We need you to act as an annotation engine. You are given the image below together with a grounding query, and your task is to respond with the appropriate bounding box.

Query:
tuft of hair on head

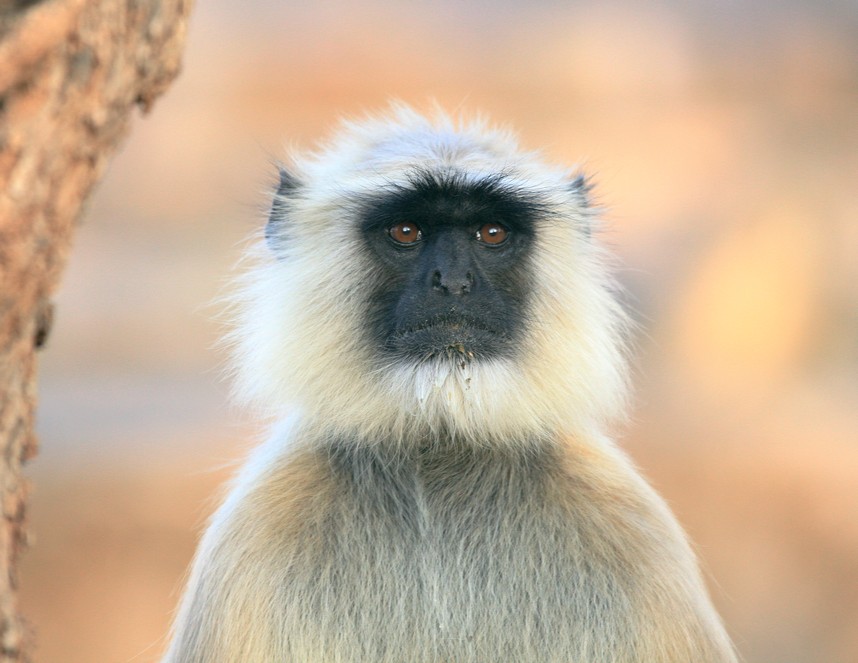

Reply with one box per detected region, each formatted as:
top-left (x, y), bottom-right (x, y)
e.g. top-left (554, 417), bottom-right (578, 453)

top-left (226, 104), bottom-right (631, 451)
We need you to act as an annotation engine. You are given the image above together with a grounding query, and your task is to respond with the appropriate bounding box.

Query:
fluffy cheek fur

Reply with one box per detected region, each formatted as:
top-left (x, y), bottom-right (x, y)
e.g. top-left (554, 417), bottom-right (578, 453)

top-left (229, 201), bottom-right (627, 449)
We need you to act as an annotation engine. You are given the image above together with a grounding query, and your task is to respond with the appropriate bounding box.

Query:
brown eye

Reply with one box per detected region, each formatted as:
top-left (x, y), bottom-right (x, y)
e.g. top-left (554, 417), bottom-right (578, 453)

top-left (476, 223), bottom-right (509, 245)
top-left (388, 222), bottom-right (423, 245)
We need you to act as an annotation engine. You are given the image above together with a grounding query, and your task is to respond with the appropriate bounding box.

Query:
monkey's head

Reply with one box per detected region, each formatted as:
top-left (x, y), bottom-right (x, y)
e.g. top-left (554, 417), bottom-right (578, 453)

top-left (230, 106), bottom-right (629, 449)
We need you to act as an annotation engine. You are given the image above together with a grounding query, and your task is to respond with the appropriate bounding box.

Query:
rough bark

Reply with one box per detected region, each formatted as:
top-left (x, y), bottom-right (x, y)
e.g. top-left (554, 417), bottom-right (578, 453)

top-left (0, 0), bottom-right (193, 659)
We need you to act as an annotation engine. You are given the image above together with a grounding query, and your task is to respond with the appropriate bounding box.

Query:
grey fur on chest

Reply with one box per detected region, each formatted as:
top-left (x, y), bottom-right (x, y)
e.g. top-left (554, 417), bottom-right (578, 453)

top-left (276, 443), bottom-right (638, 662)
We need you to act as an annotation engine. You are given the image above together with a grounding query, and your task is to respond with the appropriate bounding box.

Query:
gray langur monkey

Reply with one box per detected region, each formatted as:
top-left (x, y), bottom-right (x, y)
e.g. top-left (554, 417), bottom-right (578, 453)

top-left (161, 106), bottom-right (737, 663)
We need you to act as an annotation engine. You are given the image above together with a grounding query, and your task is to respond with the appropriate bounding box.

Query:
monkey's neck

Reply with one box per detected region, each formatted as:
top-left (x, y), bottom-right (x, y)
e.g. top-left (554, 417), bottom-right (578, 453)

top-left (322, 435), bottom-right (559, 490)
top-left (305, 413), bottom-right (562, 460)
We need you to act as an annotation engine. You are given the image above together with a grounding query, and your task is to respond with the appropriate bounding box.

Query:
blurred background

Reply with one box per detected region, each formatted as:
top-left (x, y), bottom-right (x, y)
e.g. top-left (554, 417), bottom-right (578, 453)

top-left (20, 0), bottom-right (858, 661)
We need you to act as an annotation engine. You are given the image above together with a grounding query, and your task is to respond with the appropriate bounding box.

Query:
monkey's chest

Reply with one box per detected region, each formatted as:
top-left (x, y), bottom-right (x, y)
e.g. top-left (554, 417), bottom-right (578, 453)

top-left (277, 449), bottom-right (634, 662)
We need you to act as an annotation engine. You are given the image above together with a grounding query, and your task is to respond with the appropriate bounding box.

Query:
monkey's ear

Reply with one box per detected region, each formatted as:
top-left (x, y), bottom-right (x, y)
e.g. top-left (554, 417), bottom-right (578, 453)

top-left (569, 173), bottom-right (594, 237)
top-left (265, 166), bottom-right (302, 251)
top-left (569, 173), bottom-right (592, 204)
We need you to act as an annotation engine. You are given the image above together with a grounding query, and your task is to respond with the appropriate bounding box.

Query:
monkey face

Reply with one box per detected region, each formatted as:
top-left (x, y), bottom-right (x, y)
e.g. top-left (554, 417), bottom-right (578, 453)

top-left (359, 172), bottom-right (541, 365)
top-left (234, 107), bottom-right (629, 444)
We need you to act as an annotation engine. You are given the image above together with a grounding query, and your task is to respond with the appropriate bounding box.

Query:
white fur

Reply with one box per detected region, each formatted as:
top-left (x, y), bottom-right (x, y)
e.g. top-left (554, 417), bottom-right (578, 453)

top-left (227, 105), bottom-right (628, 449)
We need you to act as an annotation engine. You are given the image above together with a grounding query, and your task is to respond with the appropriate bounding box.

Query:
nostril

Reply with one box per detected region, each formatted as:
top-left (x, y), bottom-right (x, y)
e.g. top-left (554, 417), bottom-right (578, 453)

top-left (461, 272), bottom-right (474, 294)
top-left (432, 270), bottom-right (443, 290)
top-left (461, 272), bottom-right (474, 295)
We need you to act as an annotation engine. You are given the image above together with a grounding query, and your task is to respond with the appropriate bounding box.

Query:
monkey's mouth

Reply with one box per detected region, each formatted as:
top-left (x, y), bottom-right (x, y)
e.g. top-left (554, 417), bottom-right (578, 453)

top-left (388, 315), bottom-right (503, 359)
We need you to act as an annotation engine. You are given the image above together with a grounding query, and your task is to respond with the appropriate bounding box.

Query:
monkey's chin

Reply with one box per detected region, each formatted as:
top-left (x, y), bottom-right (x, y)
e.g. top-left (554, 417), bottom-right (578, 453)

top-left (387, 326), bottom-right (502, 363)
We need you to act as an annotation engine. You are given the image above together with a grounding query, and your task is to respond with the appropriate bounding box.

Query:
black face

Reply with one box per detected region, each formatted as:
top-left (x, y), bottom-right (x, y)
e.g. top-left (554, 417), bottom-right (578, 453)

top-left (359, 171), bottom-right (542, 363)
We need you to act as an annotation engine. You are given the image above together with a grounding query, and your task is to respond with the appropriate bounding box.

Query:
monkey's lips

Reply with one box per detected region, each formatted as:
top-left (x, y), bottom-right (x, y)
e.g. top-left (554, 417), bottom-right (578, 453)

top-left (387, 315), bottom-right (503, 359)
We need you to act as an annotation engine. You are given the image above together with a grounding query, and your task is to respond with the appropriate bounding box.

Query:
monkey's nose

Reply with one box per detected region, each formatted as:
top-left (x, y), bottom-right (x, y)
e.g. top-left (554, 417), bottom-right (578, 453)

top-left (432, 269), bottom-right (473, 295)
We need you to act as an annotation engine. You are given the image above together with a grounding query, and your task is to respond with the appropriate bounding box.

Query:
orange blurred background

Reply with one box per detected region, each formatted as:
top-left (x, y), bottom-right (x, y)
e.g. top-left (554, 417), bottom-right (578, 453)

top-left (22, 1), bottom-right (858, 661)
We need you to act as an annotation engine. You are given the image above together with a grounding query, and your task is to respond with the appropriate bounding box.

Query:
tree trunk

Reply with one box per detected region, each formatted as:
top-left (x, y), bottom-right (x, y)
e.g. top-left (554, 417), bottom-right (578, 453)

top-left (0, 1), bottom-right (193, 659)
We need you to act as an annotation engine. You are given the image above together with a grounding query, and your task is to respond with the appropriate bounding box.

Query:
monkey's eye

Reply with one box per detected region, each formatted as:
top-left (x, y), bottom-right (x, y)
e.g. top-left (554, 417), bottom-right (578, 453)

top-left (475, 223), bottom-right (509, 246)
top-left (388, 222), bottom-right (423, 245)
